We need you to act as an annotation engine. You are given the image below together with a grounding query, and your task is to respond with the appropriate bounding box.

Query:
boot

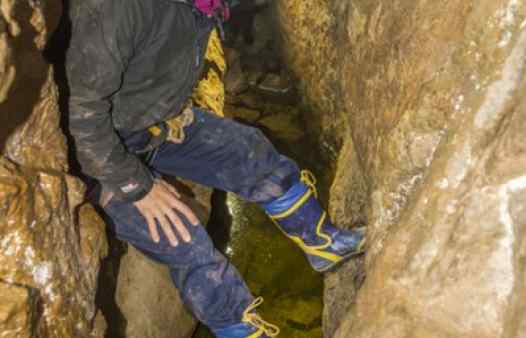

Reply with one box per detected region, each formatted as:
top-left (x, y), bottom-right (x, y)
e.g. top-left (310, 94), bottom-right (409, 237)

top-left (213, 298), bottom-right (280, 338)
top-left (262, 170), bottom-right (366, 272)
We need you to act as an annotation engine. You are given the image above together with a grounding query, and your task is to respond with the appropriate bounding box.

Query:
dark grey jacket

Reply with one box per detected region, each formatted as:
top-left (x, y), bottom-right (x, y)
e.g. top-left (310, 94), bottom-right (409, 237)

top-left (66, 0), bottom-right (213, 201)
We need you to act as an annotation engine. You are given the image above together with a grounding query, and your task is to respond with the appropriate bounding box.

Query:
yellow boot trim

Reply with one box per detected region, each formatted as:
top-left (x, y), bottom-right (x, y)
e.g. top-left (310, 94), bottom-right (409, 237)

top-left (268, 170), bottom-right (345, 263)
top-left (269, 189), bottom-right (314, 220)
top-left (271, 212), bottom-right (344, 263)
top-left (284, 233), bottom-right (343, 263)
top-left (242, 297), bottom-right (280, 337)
top-left (247, 329), bottom-right (267, 338)
top-left (269, 170), bottom-right (319, 220)
top-left (299, 170), bottom-right (318, 197)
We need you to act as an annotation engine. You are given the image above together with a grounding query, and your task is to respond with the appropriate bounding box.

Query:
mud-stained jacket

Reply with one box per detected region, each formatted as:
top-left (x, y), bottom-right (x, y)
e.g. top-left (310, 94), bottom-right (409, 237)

top-left (66, 0), bottom-right (213, 201)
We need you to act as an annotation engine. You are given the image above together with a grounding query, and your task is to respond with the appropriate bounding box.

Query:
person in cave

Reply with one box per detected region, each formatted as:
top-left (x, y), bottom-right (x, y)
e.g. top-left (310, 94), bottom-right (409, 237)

top-left (66, 0), bottom-right (365, 337)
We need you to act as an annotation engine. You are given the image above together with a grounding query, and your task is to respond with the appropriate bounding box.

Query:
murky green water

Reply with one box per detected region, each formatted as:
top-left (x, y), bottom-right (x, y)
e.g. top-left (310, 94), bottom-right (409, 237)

top-left (197, 195), bottom-right (324, 338)
top-left (193, 90), bottom-right (328, 338)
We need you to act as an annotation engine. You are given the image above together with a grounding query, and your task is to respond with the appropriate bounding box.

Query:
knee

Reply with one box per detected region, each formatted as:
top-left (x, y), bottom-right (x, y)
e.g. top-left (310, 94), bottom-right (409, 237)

top-left (246, 155), bottom-right (300, 203)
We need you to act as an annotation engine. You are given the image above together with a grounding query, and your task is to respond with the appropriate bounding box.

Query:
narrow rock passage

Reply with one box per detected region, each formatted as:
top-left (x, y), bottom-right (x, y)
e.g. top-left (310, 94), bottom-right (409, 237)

top-left (192, 85), bottom-right (327, 338)
top-left (3, 1), bottom-right (526, 337)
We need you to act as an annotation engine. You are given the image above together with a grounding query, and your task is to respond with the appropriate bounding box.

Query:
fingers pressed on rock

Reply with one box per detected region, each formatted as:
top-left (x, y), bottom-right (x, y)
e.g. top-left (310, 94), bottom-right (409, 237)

top-left (146, 214), bottom-right (160, 243)
top-left (165, 208), bottom-right (191, 243)
top-left (158, 214), bottom-right (179, 247)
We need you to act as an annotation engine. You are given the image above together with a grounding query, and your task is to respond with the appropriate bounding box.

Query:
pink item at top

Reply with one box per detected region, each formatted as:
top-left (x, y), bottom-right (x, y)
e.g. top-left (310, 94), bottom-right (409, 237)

top-left (194, 0), bottom-right (230, 20)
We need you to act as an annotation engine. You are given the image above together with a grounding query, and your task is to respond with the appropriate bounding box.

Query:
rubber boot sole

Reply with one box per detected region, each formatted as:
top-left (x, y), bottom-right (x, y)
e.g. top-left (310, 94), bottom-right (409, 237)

top-left (316, 238), bottom-right (367, 273)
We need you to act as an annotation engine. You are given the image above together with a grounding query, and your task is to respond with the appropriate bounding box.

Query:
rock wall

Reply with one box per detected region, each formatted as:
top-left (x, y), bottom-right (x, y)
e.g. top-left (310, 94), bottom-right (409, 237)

top-left (0, 1), bottom-right (107, 337)
top-left (276, 1), bottom-right (526, 338)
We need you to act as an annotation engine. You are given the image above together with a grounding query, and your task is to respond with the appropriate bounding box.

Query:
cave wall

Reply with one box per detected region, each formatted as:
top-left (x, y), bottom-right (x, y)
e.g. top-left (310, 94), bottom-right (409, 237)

top-left (276, 1), bottom-right (526, 338)
top-left (0, 0), bottom-right (107, 337)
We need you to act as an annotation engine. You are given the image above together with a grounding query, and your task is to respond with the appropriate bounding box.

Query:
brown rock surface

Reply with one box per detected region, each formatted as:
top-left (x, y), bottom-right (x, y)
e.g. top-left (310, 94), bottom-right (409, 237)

top-left (276, 1), bottom-right (526, 337)
top-left (115, 246), bottom-right (196, 338)
top-left (0, 282), bottom-right (35, 337)
top-left (0, 1), bottom-right (107, 337)
top-left (224, 47), bottom-right (248, 95)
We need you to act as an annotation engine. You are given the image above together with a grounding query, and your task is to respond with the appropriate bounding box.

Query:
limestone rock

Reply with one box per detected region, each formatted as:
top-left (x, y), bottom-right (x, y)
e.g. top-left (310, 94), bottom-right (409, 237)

top-left (0, 282), bottom-right (35, 338)
top-left (259, 111), bottom-right (304, 142)
top-left (115, 246), bottom-right (196, 338)
top-left (275, 0), bottom-right (347, 148)
top-left (246, 70), bottom-right (265, 87)
top-left (0, 1), bottom-right (107, 337)
top-left (257, 73), bottom-right (292, 94)
top-left (0, 16), bottom-right (15, 102)
top-left (224, 105), bottom-right (261, 123)
top-left (224, 47), bottom-right (248, 95)
top-left (276, 0), bottom-right (526, 337)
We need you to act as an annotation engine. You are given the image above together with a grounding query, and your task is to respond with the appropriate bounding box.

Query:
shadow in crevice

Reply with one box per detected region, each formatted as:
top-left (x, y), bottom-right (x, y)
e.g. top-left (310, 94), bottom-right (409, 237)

top-left (0, 1), bottom-right (50, 151)
top-left (206, 190), bottom-right (233, 254)
top-left (94, 210), bottom-right (129, 338)
top-left (44, 0), bottom-right (84, 175)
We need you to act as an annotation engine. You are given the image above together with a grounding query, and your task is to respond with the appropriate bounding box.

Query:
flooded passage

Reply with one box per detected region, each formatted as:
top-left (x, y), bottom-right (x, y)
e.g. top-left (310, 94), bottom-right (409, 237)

top-left (192, 86), bottom-right (330, 338)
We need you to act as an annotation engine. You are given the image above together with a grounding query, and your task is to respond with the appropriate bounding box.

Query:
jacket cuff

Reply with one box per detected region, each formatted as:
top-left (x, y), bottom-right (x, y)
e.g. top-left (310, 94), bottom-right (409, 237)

top-left (110, 165), bottom-right (154, 202)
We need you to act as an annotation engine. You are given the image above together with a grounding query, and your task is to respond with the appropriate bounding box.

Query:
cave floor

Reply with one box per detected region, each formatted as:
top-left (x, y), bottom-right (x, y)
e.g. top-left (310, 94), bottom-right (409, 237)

top-left (192, 88), bottom-right (326, 338)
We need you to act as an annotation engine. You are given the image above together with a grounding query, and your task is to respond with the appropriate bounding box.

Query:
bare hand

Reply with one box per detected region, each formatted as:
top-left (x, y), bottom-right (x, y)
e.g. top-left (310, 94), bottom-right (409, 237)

top-left (134, 179), bottom-right (199, 247)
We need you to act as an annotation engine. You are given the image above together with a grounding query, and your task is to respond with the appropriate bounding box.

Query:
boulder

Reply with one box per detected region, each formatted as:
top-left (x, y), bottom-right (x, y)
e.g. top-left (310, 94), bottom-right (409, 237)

top-left (0, 1), bottom-right (107, 336)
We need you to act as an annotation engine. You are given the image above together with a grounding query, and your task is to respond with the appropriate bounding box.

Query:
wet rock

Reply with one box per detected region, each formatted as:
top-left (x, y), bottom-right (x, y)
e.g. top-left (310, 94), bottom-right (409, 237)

top-left (0, 282), bottom-right (35, 337)
top-left (257, 73), bottom-right (292, 94)
top-left (246, 70), bottom-right (265, 87)
top-left (0, 13), bottom-right (15, 102)
top-left (276, 0), bottom-right (526, 337)
top-left (270, 296), bottom-right (323, 338)
top-left (225, 105), bottom-right (261, 123)
top-left (245, 5), bottom-right (275, 56)
top-left (233, 92), bottom-right (264, 110)
top-left (224, 47), bottom-right (248, 95)
top-left (115, 246), bottom-right (195, 338)
top-left (0, 2), bottom-right (108, 337)
top-left (259, 111), bottom-right (304, 142)
top-left (274, 0), bottom-right (347, 148)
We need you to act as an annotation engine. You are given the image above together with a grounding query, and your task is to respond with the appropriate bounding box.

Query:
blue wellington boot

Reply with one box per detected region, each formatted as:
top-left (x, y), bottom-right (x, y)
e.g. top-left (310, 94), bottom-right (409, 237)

top-left (213, 298), bottom-right (280, 338)
top-left (263, 171), bottom-right (366, 272)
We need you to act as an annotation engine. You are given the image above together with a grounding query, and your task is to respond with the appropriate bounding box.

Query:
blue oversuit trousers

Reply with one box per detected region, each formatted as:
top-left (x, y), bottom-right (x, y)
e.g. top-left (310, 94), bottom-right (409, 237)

top-left (103, 108), bottom-right (299, 330)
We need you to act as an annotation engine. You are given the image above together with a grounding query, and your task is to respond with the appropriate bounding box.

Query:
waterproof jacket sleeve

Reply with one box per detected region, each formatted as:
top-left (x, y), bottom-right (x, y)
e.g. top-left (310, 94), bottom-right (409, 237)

top-left (66, 2), bottom-right (153, 201)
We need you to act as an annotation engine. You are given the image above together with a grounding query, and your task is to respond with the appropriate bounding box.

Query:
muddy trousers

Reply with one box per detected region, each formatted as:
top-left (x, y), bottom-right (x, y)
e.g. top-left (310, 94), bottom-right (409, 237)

top-left (103, 108), bottom-right (299, 330)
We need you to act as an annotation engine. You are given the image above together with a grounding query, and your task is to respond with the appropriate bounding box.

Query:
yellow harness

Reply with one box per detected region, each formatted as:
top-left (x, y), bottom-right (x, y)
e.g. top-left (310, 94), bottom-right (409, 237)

top-left (148, 29), bottom-right (226, 143)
